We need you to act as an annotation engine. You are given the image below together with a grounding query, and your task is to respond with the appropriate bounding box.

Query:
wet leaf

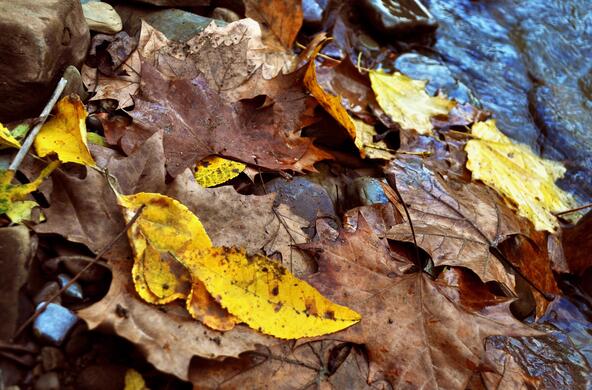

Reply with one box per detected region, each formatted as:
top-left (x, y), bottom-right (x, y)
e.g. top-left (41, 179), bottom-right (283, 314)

top-left (195, 156), bottom-right (246, 188)
top-left (384, 157), bottom-right (523, 290)
top-left (302, 220), bottom-right (541, 388)
top-left (183, 246), bottom-right (361, 339)
top-left (34, 95), bottom-right (95, 166)
top-left (352, 118), bottom-right (396, 160)
top-left (0, 123), bottom-right (21, 148)
top-left (562, 210), bottom-right (592, 275)
top-left (369, 71), bottom-right (455, 135)
top-left (244, 0), bottom-right (303, 49)
top-left (187, 280), bottom-right (238, 331)
top-left (0, 161), bottom-right (59, 223)
top-left (124, 369), bottom-right (148, 390)
top-left (466, 120), bottom-right (577, 232)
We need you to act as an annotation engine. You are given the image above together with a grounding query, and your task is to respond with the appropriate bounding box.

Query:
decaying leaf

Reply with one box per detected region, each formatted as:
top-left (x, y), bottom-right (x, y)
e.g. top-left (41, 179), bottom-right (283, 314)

top-left (369, 71), bottom-right (455, 135)
top-left (302, 220), bottom-right (541, 388)
top-left (384, 157), bottom-right (522, 291)
top-left (183, 246), bottom-right (360, 339)
top-left (0, 161), bottom-right (59, 223)
top-left (466, 120), bottom-right (577, 232)
top-left (0, 123), bottom-right (21, 149)
top-left (124, 369), bottom-right (148, 390)
top-left (195, 156), bottom-right (246, 188)
top-left (130, 62), bottom-right (328, 176)
top-left (244, 0), bottom-right (303, 49)
top-left (187, 280), bottom-right (238, 331)
top-left (304, 46), bottom-right (357, 139)
top-left (353, 118), bottom-right (396, 160)
top-left (34, 95), bottom-right (95, 166)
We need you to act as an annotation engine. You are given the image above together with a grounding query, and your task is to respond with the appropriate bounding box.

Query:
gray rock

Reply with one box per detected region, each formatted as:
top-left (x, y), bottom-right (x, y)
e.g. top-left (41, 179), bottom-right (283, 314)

top-left (33, 303), bottom-right (78, 346)
top-left (34, 282), bottom-right (61, 306)
top-left (303, 0), bottom-right (328, 28)
top-left (142, 9), bottom-right (221, 42)
top-left (347, 177), bottom-right (389, 208)
top-left (56, 274), bottom-right (84, 301)
top-left (0, 225), bottom-right (31, 340)
top-left (0, 0), bottom-right (90, 122)
top-left (358, 0), bottom-right (438, 38)
top-left (82, 1), bottom-right (122, 34)
top-left (34, 372), bottom-right (60, 390)
top-left (41, 347), bottom-right (65, 371)
top-left (62, 66), bottom-right (88, 101)
top-left (211, 7), bottom-right (240, 23)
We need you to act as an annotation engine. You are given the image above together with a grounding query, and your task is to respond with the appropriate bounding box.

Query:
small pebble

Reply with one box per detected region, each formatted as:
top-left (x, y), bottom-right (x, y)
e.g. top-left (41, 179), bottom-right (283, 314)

top-left (41, 347), bottom-right (65, 371)
top-left (82, 1), bottom-right (123, 34)
top-left (34, 282), bottom-right (61, 306)
top-left (33, 303), bottom-right (78, 346)
top-left (34, 371), bottom-right (59, 390)
top-left (61, 66), bottom-right (88, 101)
top-left (348, 177), bottom-right (389, 207)
top-left (57, 274), bottom-right (84, 301)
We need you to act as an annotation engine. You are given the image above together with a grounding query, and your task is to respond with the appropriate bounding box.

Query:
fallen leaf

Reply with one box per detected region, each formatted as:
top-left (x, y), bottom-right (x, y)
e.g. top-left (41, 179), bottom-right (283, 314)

top-left (130, 62), bottom-right (328, 176)
top-left (77, 258), bottom-right (274, 381)
top-left (304, 46), bottom-right (357, 139)
top-left (0, 161), bottom-right (59, 223)
top-left (352, 118), bottom-right (396, 160)
top-left (302, 220), bottom-right (541, 388)
top-left (190, 341), bottom-right (372, 389)
top-left (244, 0), bottom-right (303, 49)
top-left (195, 156), bottom-right (246, 188)
top-left (34, 95), bottom-right (95, 166)
top-left (384, 157), bottom-right (523, 291)
top-left (187, 280), bottom-right (238, 331)
top-left (562, 210), bottom-right (592, 275)
top-left (466, 120), bottom-right (577, 232)
top-left (369, 71), bottom-right (455, 135)
top-left (124, 369), bottom-right (148, 390)
top-left (0, 123), bottom-right (21, 148)
top-left (182, 246), bottom-right (360, 339)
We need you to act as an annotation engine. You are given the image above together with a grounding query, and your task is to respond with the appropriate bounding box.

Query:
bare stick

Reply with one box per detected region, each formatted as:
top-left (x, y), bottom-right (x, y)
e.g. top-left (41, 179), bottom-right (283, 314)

top-left (8, 78), bottom-right (67, 172)
top-left (11, 205), bottom-right (144, 342)
top-left (554, 202), bottom-right (592, 216)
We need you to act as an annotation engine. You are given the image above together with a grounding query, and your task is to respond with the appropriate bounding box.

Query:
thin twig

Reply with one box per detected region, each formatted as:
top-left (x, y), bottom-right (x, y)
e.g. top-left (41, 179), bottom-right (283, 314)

top-left (11, 205), bottom-right (145, 342)
top-left (554, 202), bottom-right (592, 216)
top-left (9, 78), bottom-right (67, 172)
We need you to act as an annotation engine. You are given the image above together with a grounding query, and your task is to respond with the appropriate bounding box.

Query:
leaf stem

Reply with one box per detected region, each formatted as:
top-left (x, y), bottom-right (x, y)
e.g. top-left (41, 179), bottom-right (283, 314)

top-left (554, 202), bottom-right (592, 216)
top-left (8, 78), bottom-right (67, 172)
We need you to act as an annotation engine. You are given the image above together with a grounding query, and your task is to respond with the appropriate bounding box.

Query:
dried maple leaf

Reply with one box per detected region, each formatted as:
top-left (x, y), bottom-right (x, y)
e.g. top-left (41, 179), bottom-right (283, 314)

top-left (244, 0), bottom-right (303, 49)
top-left (189, 340), bottom-right (373, 389)
top-left (301, 220), bottom-right (541, 388)
top-left (384, 157), bottom-right (523, 291)
top-left (466, 120), bottom-right (577, 232)
top-left (130, 62), bottom-right (328, 176)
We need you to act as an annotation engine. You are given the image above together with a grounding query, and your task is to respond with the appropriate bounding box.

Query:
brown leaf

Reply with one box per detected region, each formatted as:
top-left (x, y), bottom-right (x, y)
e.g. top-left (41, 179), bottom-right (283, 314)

top-left (189, 341), bottom-right (373, 389)
top-left (302, 221), bottom-right (541, 388)
top-left (245, 0), bottom-right (303, 49)
top-left (130, 62), bottom-right (329, 176)
top-left (34, 132), bottom-right (166, 259)
top-left (562, 209), bottom-right (592, 276)
top-left (77, 257), bottom-right (273, 381)
top-left (384, 157), bottom-right (523, 291)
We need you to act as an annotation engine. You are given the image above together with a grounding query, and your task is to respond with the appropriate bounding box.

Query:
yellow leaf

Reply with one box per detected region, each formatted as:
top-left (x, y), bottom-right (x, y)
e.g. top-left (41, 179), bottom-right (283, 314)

top-left (34, 95), bottom-right (95, 166)
top-left (0, 123), bottom-right (21, 149)
top-left (304, 46), bottom-right (357, 139)
top-left (184, 247), bottom-right (361, 339)
top-left (466, 120), bottom-right (577, 232)
top-left (353, 118), bottom-right (396, 160)
top-left (0, 161), bottom-right (60, 223)
top-left (124, 369), bottom-right (149, 390)
top-left (195, 156), bottom-right (246, 188)
top-left (369, 71), bottom-right (455, 135)
top-left (187, 280), bottom-right (238, 331)
top-left (118, 192), bottom-right (212, 304)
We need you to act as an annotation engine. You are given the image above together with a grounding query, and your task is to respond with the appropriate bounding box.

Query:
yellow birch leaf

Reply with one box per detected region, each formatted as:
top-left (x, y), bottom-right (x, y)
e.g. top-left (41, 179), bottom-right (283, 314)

top-left (124, 369), bottom-right (149, 390)
top-left (369, 71), bottom-right (455, 135)
top-left (187, 280), bottom-right (238, 331)
top-left (184, 246), bottom-right (361, 339)
top-left (0, 160), bottom-right (60, 223)
top-left (304, 46), bottom-right (357, 139)
top-left (0, 123), bottom-right (21, 149)
top-left (466, 120), bottom-right (577, 232)
top-left (195, 156), bottom-right (246, 188)
top-left (353, 118), bottom-right (396, 160)
top-left (118, 192), bottom-right (211, 304)
top-left (34, 95), bottom-right (95, 166)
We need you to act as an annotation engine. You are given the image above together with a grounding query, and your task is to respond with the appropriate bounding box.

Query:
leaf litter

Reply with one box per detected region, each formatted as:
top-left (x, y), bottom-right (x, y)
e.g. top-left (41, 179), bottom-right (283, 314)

top-left (4, 4), bottom-right (591, 389)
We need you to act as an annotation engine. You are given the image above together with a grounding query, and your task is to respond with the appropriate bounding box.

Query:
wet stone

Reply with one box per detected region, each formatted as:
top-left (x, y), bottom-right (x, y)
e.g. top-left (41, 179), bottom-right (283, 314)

top-left (34, 372), bottom-right (60, 390)
top-left (358, 0), bottom-right (438, 39)
top-left (34, 282), bottom-right (61, 306)
top-left (303, 0), bottom-right (328, 28)
top-left (142, 9), bottom-right (221, 43)
top-left (61, 66), bottom-right (88, 101)
top-left (347, 177), bottom-right (389, 208)
top-left (57, 274), bottom-right (84, 301)
top-left (33, 303), bottom-right (78, 346)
